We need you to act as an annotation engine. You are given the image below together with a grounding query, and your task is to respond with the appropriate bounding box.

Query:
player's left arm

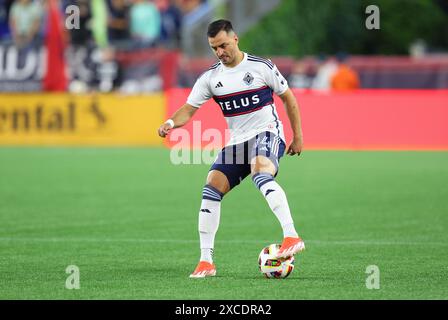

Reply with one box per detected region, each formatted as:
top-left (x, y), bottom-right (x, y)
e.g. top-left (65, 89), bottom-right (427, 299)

top-left (279, 88), bottom-right (303, 156)
top-left (263, 62), bottom-right (303, 156)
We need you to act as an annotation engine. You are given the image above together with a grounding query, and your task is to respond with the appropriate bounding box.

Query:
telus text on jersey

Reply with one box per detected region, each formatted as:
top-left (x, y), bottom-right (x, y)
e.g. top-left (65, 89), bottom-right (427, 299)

top-left (217, 95), bottom-right (260, 111)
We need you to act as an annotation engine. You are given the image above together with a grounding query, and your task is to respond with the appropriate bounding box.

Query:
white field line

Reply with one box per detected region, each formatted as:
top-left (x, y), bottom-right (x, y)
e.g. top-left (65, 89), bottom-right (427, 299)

top-left (0, 237), bottom-right (447, 247)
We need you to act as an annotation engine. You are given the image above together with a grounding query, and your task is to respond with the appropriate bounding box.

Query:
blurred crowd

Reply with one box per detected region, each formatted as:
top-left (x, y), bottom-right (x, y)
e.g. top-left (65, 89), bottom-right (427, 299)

top-left (288, 54), bottom-right (360, 92)
top-left (0, 0), bottom-right (209, 93)
top-left (0, 0), bottom-right (208, 50)
top-left (1, 0), bottom-right (446, 92)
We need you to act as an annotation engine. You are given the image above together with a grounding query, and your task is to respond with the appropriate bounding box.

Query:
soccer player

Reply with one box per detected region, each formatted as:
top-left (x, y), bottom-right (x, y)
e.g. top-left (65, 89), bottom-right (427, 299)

top-left (158, 20), bottom-right (305, 278)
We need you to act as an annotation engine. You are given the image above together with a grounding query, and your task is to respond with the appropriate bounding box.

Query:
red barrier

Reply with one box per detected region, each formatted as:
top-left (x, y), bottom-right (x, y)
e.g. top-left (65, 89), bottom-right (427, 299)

top-left (165, 89), bottom-right (448, 150)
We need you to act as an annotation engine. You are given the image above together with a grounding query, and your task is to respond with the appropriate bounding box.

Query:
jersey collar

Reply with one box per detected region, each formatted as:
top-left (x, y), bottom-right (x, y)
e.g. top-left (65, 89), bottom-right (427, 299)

top-left (221, 52), bottom-right (247, 70)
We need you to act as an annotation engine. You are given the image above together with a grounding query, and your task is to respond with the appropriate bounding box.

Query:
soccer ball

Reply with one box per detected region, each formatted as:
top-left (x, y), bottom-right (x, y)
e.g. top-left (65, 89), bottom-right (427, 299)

top-left (258, 244), bottom-right (295, 279)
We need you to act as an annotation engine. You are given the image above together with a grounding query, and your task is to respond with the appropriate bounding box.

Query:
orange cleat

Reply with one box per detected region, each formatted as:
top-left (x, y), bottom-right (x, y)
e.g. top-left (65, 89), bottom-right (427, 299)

top-left (189, 261), bottom-right (216, 278)
top-left (276, 236), bottom-right (305, 259)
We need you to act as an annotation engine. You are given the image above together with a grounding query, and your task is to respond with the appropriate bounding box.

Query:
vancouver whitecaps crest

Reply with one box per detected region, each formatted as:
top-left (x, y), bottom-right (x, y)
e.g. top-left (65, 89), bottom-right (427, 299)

top-left (243, 72), bottom-right (254, 85)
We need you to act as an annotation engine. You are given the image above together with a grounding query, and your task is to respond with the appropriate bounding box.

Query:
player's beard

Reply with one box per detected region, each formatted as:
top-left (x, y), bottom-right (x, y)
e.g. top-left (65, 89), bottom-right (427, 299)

top-left (219, 54), bottom-right (232, 65)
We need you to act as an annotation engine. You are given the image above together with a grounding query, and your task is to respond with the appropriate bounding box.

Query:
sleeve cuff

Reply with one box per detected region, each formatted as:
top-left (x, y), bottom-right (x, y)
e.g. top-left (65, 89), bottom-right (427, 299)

top-left (187, 101), bottom-right (201, 108)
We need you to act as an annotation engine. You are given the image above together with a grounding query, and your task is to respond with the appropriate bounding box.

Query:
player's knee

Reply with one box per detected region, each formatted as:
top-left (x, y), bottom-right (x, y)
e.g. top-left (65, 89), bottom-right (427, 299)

top-left (251, 156), bottom-right (276, 176)
top-left (206, 170), bottom-right (230, 195)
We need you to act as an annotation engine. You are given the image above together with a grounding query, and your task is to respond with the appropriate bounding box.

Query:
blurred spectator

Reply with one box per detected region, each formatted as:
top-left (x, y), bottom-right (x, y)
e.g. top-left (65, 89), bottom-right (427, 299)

top-left (174, 0), bottom-right (202, 14)
top-left (107, 0), bottom-right (130, 48)
top-left (409, 39), bottom-right (427, 59)
top-left (65, 0), bottom-right (94, 93)
top-left (66, 0), bottom-right (93, 46)
top-left (0, 0), bottom-right (13, 41)
top-left (91, 0), bottom-right (109, 48)
top-left (288, 61), bottom-right (312, 89)
top-left (9, 0), bottom-right (44, 48)
top-left (130, 0), bottom-right (161, 48)
top-left (311, 55), bottom-right (338, 90)
top-left (155, 0), bottom-right (181, 49)
top-left (330, 54), bottom-right (360, 91)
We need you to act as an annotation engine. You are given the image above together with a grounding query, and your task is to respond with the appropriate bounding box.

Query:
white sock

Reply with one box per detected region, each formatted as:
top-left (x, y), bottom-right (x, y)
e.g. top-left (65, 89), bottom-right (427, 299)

top-left (200, 247), bottom-right (214, 263)
top-left (198, 185), bottom-right (223, 263)
top-left (252, 173), bottom-right (299, 238)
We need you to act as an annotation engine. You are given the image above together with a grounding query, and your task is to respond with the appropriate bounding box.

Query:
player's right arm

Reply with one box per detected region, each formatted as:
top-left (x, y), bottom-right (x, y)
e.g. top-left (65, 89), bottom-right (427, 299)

top-left (158, 69), bottom-right (212, 138)
top-left (157, 103), bottom-right (198, 138)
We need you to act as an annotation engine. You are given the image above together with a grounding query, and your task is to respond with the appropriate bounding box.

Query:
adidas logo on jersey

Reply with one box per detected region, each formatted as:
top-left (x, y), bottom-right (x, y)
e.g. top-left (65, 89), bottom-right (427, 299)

top-left (215, 82), bottom-right (223, 88)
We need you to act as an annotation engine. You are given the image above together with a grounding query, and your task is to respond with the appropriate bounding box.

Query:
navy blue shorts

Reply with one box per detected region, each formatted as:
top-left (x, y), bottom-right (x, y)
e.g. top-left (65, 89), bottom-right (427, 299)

top-left (210, 132), bottom-right (286, 190)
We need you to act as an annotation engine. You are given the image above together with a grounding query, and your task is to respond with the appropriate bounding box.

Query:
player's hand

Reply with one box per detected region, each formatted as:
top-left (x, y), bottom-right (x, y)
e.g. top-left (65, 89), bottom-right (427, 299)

top-left (158, 123), bottom-right (173, 138)
top-left (287, 137), bottom-right (303, 156)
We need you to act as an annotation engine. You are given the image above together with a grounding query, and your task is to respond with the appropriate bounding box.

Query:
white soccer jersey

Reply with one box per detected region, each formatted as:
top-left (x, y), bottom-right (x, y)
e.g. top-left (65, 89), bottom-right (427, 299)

top-left (187, 52), bottom-right (289, 146)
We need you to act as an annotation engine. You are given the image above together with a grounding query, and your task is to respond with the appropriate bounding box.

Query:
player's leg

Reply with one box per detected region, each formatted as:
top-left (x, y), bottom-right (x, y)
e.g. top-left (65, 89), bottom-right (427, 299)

top-left (190, 170), bottom-right (229, 278)
top-left (191, 142), bottom-right (250, 278)
top-left (200, 170), bottom-right (229, 265)
top-left (250, 133), bottom-right (305, 258)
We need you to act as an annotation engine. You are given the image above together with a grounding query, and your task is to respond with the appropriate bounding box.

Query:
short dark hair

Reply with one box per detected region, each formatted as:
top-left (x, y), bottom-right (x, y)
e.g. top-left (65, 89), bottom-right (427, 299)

top-left (207, 19), bottom-right (234, 37)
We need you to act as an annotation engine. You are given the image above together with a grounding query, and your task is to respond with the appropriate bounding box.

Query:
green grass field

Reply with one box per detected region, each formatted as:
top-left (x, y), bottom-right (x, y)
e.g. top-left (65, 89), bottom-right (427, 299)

top-left (0, 147), bottom-right (447, 299)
